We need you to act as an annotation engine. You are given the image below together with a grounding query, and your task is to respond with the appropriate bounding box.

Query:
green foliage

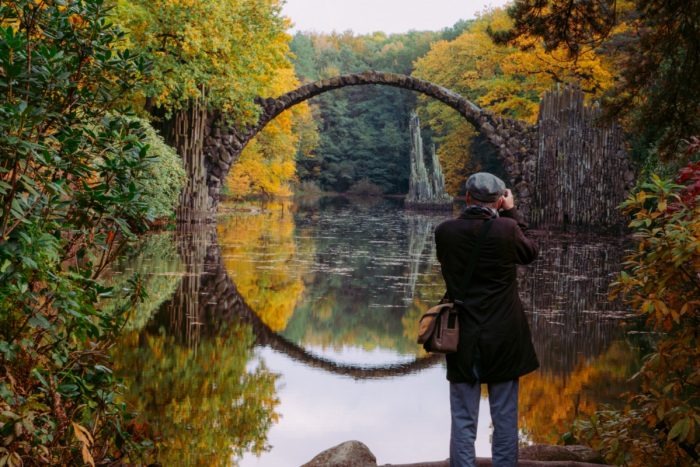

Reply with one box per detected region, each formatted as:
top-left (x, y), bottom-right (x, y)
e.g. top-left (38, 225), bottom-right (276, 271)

top-left (103, 233), bottom-right (183, 332)
top-left (114, 0), bottom-right (289, 122)
top-left (130, 117), bottom-right (186, 220)
top-left (574, 153), bottom-right (700, 465)
top-left (0, 0), bottom-right (161, 463)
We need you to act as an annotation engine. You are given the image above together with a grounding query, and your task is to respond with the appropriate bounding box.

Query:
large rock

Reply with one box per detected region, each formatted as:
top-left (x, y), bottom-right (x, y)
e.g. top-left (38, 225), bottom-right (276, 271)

top-left (302, 440), bottom-right (377, 467)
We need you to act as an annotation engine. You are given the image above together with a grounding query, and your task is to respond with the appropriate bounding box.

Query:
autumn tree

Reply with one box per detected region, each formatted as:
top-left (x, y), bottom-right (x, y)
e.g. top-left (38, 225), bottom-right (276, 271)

top-left (226, 67), bottom-right (317, 198)
top-left (114, 0), bottom-right (290, 217)
top-left (413, 8), bottom-right (613, 194)
top-left (494, 0), bottom-right (700, 162)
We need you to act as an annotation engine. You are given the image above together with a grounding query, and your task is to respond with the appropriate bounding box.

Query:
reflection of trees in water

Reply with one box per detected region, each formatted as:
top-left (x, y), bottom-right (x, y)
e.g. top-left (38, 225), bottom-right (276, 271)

top-left (513, 233), bottom-right (640, 445)
top-left (114, 323), bottom-right (279, 466)
top-left (145, 225), bottom-right (441, 379)
top-left (111, 228), bottom-right (281, 466)
top-left (519, 233), bottom-right (632, 375)
top-left (112, 214), bottom-right (643, 459)
top-left (519, 339), bottom-right (640, 445)
top-left (103, 232), bottom-right (183, 331)
top-left (282, 199), bottom-right (447, 355)
top-left (217, 200), bottom-right (305, 333)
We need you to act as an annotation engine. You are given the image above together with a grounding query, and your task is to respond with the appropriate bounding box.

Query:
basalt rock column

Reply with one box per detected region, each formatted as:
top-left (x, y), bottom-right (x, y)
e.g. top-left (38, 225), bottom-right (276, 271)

top-left (155, 94), bottom-right (214, 224)
top-left (429, 143), bottom-right (452, 203)
top-left (406, 112), bottom-right (433, 204)
top-left (530, 85), bottom-right (634, 231)
top-left (406, 113), bottom-right (452, 208)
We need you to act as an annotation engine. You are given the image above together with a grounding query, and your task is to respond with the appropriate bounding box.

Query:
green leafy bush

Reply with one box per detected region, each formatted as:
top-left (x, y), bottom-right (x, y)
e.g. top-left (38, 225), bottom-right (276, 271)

top-left (0, 0), bottom-right (159, 463)
top-left (575, 147), bottom-right (700, 465)
top-left (129, 118), bottom-right (185, 220)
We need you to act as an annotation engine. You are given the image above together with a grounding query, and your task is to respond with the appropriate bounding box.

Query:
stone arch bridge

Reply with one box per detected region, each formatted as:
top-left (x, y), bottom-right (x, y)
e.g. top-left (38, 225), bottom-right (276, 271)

top-left (183, 71), bottom-right (632, 231)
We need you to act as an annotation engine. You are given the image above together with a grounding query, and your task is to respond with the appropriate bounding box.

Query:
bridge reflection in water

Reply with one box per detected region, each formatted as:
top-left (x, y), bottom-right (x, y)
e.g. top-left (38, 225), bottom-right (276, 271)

top-left (113, 199), bottom-right (640, 466)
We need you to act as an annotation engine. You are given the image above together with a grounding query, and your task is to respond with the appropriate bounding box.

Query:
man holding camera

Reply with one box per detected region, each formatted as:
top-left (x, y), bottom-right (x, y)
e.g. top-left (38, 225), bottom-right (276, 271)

top-left (435, 172), bottom-right (539, 467)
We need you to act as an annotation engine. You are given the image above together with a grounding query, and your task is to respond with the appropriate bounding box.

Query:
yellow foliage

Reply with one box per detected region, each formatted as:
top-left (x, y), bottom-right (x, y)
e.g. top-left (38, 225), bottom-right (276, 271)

top-left (226, 67), bottom-right (317, 198)
top-left (519, 341), bottom-right (638, 444)
top-left (217, 200), bottom-right (307, 332)
top-left (413, 7), bottom-right (613, 193)
top-left (114, 0), bottom-right (289, 121)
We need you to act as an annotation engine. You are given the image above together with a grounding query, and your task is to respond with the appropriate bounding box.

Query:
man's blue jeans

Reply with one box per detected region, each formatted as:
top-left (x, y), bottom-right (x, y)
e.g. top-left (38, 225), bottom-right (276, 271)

top-left (449, 379), bottom-right (519, 467)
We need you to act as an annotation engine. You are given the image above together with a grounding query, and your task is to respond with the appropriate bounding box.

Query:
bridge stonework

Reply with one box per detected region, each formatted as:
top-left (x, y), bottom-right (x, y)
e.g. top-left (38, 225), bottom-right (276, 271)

top-left (194, 72), bottom-right (632, 231)
top-left (199, 71), bottom-right (536, 218)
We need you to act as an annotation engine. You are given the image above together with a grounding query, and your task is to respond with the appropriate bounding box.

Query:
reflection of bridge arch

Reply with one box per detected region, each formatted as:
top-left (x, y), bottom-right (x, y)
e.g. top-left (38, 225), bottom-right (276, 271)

top-left (151, 226), bottom-right (633, 380)
top-left (151, 227), bottom-right (442, 380)
top-left (253, 316), bottom-right (442, 380)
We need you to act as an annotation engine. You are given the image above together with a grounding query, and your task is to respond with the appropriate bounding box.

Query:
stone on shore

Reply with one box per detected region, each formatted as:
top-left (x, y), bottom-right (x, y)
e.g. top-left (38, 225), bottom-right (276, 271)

top-left (302, 441), bottom-right (607, 466)
top-left (302, 440), bottom-right (377, 467)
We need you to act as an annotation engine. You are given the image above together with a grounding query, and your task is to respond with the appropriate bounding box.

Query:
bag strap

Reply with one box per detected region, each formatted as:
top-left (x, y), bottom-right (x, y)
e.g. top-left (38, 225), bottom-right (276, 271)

top-left (453, 218), bottom-right (494, 306)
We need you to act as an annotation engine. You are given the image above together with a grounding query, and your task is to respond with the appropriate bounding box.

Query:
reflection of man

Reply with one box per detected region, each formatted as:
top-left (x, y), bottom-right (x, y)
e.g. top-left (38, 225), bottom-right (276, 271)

top-left (435, 172), bottom-right (539, 467)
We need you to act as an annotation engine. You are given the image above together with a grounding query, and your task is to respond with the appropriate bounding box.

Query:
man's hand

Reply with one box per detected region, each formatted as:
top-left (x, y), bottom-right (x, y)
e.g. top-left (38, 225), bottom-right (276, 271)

top-left (501, 189), bottom-right (515, 210)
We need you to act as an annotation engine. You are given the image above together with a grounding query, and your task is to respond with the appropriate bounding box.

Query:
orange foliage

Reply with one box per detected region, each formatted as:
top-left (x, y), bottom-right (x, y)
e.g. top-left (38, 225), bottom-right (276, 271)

top-left (519, 341), bottom-right (638, 444)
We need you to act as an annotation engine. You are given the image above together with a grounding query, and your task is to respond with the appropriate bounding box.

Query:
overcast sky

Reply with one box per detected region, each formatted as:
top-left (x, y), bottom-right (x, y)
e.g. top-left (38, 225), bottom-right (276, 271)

top-left (282, 0), bottom-right (513, 35)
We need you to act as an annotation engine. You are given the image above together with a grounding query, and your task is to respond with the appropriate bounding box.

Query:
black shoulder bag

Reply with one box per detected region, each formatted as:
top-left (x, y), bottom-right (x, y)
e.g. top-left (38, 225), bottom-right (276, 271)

top-left (417, 219), bottom-right (494, 354)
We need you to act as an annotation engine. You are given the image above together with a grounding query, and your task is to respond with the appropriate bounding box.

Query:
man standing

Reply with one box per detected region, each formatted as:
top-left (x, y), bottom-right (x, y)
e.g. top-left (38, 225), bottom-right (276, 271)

top-left (435, 172), bottom-right (539, 467)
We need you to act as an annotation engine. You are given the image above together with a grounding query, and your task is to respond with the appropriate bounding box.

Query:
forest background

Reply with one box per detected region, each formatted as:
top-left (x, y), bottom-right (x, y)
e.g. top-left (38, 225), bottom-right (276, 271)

top-left (0, 0), bottom-right (698, 465)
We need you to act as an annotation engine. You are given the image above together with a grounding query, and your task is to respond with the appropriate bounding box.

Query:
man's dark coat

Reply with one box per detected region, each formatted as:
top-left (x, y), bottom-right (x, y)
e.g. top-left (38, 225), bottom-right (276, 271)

top-left (435, 207), bottom-right (539, 384)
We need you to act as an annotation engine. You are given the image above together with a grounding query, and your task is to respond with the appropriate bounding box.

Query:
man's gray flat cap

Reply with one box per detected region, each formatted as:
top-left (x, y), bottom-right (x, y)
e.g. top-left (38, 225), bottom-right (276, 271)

top-left (465, 172), bottom-right (506, 203)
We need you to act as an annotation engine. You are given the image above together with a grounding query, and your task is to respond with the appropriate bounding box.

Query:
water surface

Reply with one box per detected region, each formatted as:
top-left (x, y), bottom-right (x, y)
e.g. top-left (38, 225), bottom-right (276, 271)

top-left (112, 197), bottom-right (640, 466)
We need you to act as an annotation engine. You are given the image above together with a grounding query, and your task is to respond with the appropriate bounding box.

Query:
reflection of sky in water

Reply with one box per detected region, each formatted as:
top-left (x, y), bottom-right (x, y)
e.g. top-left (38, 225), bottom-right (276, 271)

top-left (297, 345), bottom-right (417, 365)
top-left (240, 347), bottom-right (498, 466)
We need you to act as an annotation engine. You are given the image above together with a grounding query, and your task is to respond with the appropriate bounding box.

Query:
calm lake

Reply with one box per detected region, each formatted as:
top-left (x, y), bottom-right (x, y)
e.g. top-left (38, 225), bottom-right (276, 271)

top-left (111, 197), bottom-right (642, 466)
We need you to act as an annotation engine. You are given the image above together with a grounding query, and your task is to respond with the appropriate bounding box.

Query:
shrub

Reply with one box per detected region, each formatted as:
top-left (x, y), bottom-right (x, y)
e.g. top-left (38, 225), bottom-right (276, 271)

top-left (345, 178), bottom-right (384, 197)
top-left (574, 145), bottom-right (700, 465)
top-left (0, 0), bottom-right (156, 464)
top-left (295, 180), bottom-right (324, 196)
top-left (130, 117), bottom-right (186, 220)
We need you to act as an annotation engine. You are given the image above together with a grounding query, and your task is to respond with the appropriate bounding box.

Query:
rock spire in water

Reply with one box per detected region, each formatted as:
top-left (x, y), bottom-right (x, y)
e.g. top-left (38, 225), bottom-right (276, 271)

top-left (429, 143), bottom-right (452, 203)
top-left (406, 112), bottom-right (452, 207)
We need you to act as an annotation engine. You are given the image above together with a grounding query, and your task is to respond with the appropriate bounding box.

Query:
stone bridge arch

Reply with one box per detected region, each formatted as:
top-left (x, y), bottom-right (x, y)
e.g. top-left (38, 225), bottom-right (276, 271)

top-left (188, 71), bottom-right (535, 220)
